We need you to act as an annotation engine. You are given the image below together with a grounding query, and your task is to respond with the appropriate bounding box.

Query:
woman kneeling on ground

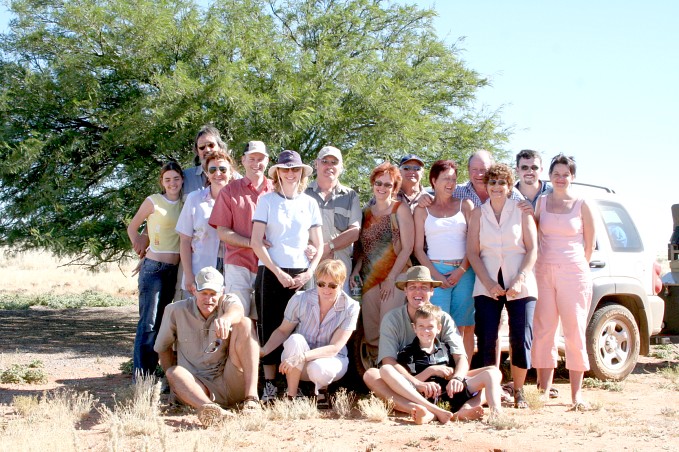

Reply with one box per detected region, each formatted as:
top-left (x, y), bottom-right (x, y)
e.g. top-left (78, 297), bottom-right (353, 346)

top-left (260, 259), bottom-right (360, 408)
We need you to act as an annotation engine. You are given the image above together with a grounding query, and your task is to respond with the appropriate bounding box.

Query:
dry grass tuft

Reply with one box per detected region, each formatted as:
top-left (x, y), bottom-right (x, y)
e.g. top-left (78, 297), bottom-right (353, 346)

top-left (99, 375), bottom-right (163, 439)
top-left (487, 410), bottom-right (525, 430)
top-left (266, 397), bottom-right (319, 420)
top-left (357, 394), bottom-right (393, 422)
top-left (331, 387), bottom-right (356, 418)
top-left (523, 386), bottom-right (545, 410)
top-left (657, 364), bottom-right (679, 391)
top-left (582, 377), bottom-right (623, 392)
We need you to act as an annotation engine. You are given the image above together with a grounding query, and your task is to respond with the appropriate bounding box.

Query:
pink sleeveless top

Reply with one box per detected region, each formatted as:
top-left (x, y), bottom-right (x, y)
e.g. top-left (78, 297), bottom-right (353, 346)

top-left (537, 197), bottom-right (586, 265)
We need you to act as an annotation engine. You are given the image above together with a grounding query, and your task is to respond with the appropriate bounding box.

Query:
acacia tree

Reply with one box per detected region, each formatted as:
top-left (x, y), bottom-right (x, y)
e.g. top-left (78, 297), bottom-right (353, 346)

top-left (0, 0), bottom-right (508, 266)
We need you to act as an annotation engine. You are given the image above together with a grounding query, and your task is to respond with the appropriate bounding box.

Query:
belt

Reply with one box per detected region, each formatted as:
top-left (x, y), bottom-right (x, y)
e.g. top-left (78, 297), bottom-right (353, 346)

top-left (430, 259), bottom-right (464, 266)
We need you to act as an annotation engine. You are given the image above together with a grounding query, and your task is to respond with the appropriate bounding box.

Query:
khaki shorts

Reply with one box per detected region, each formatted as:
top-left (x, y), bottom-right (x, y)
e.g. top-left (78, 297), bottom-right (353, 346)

top-left (197, 359), bottom-right (246, 407)
top-left (223, 264), bottom-right (257, 319)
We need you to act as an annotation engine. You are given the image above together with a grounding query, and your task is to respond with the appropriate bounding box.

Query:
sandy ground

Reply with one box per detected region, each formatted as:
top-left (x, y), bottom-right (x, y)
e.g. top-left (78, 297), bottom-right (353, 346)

top-left (2, 251), bottom-right (679, 450)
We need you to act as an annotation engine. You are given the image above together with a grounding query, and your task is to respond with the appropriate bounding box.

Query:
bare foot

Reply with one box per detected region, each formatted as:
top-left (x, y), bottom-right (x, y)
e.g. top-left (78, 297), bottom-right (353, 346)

top-left (434, 408), bottom-right (454, 424)
top-left (452, 404), bottom-right (484, 421)
top-left (411, 405), bottom-right (435, 425)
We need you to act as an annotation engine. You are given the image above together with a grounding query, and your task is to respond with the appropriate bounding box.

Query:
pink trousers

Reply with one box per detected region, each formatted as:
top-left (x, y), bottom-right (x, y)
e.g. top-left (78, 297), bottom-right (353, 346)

top-left (531, 261), bottom-right (592, 371)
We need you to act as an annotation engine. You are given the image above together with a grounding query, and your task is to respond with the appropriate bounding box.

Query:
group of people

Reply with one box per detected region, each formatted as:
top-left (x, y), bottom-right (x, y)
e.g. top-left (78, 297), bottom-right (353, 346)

top-left (126, 124), bottom-right (596, 427)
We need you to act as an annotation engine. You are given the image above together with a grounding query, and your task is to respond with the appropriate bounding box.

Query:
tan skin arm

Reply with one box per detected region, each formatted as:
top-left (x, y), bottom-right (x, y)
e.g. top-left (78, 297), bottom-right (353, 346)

top-left (127, 198), bottom-right (154, 257)
top-left (178, 233), bottom-right (196, 295)
top-left (158, 349), bottom-right (176, 372)
top-left (321, 223), bottom-right (360, 260)
top-left (505, 209), bottom-right (538, 297)
top-left (581, 200), bottom-right (596, 262)
top-left (380, 202), bottom-right (415, 301)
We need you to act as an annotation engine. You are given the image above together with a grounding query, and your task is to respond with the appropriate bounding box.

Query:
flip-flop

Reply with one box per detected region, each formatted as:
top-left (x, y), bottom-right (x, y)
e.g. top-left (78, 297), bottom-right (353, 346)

top-left (537, 384), bottom-right (559, 399)
top-left (568, 402), bottom-right (591, 412)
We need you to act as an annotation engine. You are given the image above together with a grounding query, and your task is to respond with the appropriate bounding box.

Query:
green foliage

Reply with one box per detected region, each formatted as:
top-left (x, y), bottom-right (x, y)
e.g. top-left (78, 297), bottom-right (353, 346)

top-left (582, 377), bottom-right (623, 392)
top-left (0, 0), bottom-right (509, 265)
top-left (119, 358), bottom-right (165, 378)
top-left (1, 360), bottom-right (48, 384)
top-left (0, 290), bottom-right (135, 309)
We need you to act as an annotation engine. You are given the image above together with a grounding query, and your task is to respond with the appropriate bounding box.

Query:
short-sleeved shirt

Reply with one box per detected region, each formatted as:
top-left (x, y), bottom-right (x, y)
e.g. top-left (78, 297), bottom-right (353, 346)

top-left (305, 181), bottom-right (361, 275)
top-left (397, 337), bottom-right (453, 376)
top-left (454, 181), bottom-right (523, 207)
top-left (514, 180), bottom-right (553, 208)
top-left (175, 187), bottom-right (220, 290)
top-left (377, 304), bottom-right (465, 365)
top-left (208, 177), bottom-right (274, 273)
top-left (284, 288), bottom-right (360, 358)
top-left (252, 192), bottom-right (322, 268)
top-left (154, 294), bottom-right (239, 381)
top-left (146, 194), bottom-right (182, 254)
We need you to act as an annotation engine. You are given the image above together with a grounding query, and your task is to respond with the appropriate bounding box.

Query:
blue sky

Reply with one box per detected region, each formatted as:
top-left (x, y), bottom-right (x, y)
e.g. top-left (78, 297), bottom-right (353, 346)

top-left (1, 1), bottom-right (676, 255)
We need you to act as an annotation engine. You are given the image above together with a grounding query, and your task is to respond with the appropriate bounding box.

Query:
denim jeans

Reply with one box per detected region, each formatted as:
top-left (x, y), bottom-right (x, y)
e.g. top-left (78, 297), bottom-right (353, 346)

top-left (133, 258), bottom-right (178, 377)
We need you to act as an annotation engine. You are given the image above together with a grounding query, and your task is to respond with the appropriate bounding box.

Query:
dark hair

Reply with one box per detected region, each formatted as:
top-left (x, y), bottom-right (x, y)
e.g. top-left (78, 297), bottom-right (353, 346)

top-left (193, 125), bottom-right (227, 163)
top-left (483, 163), bottom-right (514, 191)
top-left (370, 162), bottom-right (402, 198)
top-left (159, 161), bottom-right (184, 194)
top-left (515, 149), bottom-right (542, 167)
top-left (549, 153), bottom-right (577, 177)
top-left (429, 160), bottom-right (457, 187)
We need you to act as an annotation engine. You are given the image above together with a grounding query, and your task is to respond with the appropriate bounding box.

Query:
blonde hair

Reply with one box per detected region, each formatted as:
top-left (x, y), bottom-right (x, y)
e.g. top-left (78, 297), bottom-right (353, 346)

top-left (272, 168), bottom-right (309, 194)
top-left (414, 304), bottom-right (443, 326)
top-left (315, 259), bottom-right (346, 285)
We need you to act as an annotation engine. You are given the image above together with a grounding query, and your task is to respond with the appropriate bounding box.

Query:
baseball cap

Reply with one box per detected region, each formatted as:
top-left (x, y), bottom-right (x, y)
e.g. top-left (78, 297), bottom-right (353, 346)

top-left (195, 267), bottom-right (224, 292)
top-left (317, 146), bottom-right (343, 164)
top-left (244, 140), bottom-right (268, 157)
top-left (399, 154), bottom-right (424, 167)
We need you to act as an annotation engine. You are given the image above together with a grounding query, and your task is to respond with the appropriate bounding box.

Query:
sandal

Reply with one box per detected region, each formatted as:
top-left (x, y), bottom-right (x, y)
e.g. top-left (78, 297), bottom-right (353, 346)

top-left (537, 384), bottom-right (559, 399)
top-left (241, 395), bottom-right (261, 412)
top-left (568, 401), bottom-right (590, 412)
top-left (514, 388), bottom-right (528, 409)
top-left (316, 389), bottom-right (331, 410)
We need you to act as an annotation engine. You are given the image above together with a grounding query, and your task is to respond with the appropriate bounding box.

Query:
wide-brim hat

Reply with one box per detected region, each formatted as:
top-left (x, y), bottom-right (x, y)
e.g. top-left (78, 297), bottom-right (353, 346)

top-left (268, 150), bottom-right (313, 178)
top-left (395, 265), bottom-right (442, 290)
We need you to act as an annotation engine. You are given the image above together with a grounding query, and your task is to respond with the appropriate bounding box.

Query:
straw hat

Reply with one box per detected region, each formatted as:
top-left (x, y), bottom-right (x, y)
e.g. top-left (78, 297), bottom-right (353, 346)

top-left (395, 266), bottom-right (443, 290)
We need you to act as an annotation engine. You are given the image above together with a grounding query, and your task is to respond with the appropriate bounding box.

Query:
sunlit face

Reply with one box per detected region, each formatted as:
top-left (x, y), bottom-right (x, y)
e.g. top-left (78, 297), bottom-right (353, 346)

top-left (405, 282), bottom-right (434, 310)
top-left (516, 157), bottom-right (542, 187)
top-left (161, 170), bottom-right (183, 198)
top-left (372, 173), bottom-right (396, 201)
top-left (487, 177), bottom-right (510, 199)
top-left (469, 155), bottom-right (492, 191)
top-left (413, 317), bottom-right (441, 346)
top-left (433, 168), bottom-right (456, 196)
top-left (316, 156), bottom-right (342, 184)
top-left (195, 288), bottom-right (223, 318)
top-left (205, 158), bottom-right (231, 188)
top-left (316, 274), bottom-right (342, 304)
top-left (399, 160), bottom-right (423, 186)
top-left (277, 167), bottom-right (302, 189)
top-left (196, 134), bottom-right (219, 162)
top-left (241, 153), bottom-right (268, 180)
top-left (549, 163), bottom-right (574, 190)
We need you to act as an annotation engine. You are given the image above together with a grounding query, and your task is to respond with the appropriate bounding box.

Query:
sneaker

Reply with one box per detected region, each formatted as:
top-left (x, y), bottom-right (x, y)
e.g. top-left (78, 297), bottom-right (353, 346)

top-left (261, 380), bottom-right (278, 403)
top-left (197, 403), bottom-right (232, 427)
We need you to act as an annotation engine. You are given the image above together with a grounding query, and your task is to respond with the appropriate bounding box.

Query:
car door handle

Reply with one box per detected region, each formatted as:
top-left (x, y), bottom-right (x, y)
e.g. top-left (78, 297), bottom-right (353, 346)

top-left (590, 260), bottom-right (606, 268)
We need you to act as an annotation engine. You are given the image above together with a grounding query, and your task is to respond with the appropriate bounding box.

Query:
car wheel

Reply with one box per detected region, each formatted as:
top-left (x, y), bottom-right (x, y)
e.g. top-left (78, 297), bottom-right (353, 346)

top-left (586, 303), bottom-right (640, 381)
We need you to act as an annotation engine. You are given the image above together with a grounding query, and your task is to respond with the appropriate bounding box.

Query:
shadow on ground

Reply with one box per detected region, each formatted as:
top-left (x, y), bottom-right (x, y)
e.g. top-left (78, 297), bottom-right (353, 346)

top-left (0, 306), bottom-right (136, 356)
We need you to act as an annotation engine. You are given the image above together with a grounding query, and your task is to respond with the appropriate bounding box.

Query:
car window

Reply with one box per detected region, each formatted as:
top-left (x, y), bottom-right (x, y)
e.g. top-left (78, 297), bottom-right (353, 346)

top-left (597, 201), bottom-right (643, 252)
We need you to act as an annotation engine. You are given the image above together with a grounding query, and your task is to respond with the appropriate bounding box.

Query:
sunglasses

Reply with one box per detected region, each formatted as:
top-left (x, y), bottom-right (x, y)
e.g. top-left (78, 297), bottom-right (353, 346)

top-left (204, 338), bottom-right (222, 354)
top-left (401, 165), bottom-right (422, 172)
top-left (488, 179), bottom-right (508, 186)
top-left (520, 165), bottom-right (540, 171)
top-left (198, 142), bottom-right (217, 151)
top-left (320, 158), bottom-right (339, 166)
top-left (317, 281), bottom-right (339, 289)
top-left (373, 180), bottom-right (394, 189)
top-left (279, 167), bottom-right (302, 173)
top-left (207, 166), bottom-right (229, 175)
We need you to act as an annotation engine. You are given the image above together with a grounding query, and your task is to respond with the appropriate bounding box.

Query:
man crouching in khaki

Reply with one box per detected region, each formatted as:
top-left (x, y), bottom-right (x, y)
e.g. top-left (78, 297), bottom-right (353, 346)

top-left (154, 266), bottom-right (260, 426)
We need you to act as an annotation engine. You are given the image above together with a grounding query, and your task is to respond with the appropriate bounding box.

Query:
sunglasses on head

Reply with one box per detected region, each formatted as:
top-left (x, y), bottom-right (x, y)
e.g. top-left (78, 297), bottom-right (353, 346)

top-left (373, 180), bottom-right (394, 189)
top-left (488, 179), bottom-right (508, 186)
top-left (207, 166), bottom-right (229, 175)
top-left (317, 281), bottom-right (339, 289)
top-left (520, 165), bottom-right (540, 171)
top-left (198, 142), bottom-right (217, 151)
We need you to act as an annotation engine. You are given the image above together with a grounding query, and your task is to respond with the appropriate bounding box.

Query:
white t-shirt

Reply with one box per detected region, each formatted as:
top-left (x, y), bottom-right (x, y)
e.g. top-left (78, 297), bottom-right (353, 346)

top-left (252, 192), bottom-right (322, 268)
top-left (175, 187), bottom-right (220, 290)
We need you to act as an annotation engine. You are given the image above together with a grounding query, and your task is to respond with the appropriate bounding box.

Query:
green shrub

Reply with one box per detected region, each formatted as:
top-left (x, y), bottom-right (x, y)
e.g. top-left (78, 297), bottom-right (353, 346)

top-left (1, 360), bottom-right (48, 384)
top-left (0, 290), bottom-right (134, 310)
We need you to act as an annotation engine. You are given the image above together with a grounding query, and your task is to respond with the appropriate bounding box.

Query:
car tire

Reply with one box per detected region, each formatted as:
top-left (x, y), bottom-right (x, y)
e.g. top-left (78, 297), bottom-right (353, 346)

top-left (586, 303), bottom-right (640, 381)
top-left (350, 319), bottom-right (377, 378)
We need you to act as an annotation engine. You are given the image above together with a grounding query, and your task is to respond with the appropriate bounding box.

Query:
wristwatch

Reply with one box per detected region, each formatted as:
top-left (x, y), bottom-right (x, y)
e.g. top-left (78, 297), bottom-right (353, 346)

top-left (328, 241), bottom-right (335, 251)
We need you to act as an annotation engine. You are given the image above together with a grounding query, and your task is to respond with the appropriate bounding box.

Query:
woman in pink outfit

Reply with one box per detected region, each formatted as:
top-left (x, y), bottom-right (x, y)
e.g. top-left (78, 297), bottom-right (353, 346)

top-left (531, 154), bottom-right (595, 410)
